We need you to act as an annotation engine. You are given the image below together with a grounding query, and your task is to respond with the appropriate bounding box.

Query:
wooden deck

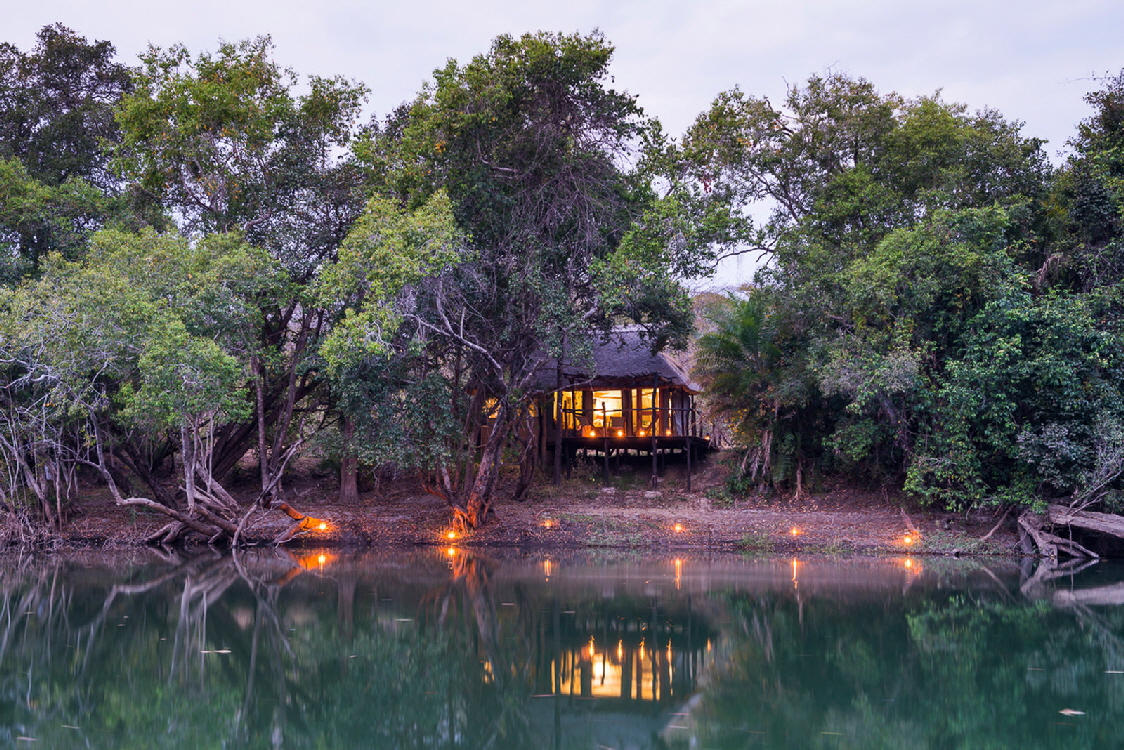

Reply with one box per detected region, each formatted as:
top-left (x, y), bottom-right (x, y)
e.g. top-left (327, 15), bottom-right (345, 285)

top-left (551, 434), bottom-right (711, 455)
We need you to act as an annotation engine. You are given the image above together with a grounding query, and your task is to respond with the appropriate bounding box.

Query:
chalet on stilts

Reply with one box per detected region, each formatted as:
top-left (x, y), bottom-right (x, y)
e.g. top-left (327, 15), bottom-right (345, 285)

top-left (533, 329), bottom-right (711, 489)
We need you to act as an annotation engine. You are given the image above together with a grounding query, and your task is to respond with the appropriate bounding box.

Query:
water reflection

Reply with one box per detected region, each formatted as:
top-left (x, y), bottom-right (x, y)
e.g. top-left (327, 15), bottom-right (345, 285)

top-left (0, 551), bottom-right (1123, 748)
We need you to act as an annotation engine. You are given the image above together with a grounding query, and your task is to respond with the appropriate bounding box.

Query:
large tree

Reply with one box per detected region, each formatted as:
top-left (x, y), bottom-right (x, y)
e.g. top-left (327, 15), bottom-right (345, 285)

top-left (0, 228), bottom-right (328, 543)
top-left (688, 74), bottom-right (1062, 498)
top-left (0, 24), bottom-right (133, 281)
top-left (348, 32), bottom-right (697, 529)
top-left (113, 37), bottom-right (368, 501)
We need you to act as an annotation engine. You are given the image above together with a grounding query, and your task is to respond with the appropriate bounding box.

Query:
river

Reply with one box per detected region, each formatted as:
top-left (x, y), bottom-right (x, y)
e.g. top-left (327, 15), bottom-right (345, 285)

top-left (0, 548), bottom-right (1120, 748)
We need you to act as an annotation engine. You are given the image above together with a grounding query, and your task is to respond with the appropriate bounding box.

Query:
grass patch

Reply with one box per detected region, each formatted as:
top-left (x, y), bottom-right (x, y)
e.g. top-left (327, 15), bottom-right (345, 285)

top-left (737, 529), bottom-right (774, 554)
top-left (558, 513), bottom-right (648, 547)
top-left (805, 539), bottom-right (856, 555)
top-left (915, 529), bottom-right (1007, 556)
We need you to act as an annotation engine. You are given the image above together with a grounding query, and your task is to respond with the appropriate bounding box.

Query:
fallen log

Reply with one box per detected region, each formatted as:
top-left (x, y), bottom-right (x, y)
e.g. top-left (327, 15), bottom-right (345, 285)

top-left (1046, 504), bottom-right (1124, 538)
top-left (1053, 582), bottom-right (1124, 607)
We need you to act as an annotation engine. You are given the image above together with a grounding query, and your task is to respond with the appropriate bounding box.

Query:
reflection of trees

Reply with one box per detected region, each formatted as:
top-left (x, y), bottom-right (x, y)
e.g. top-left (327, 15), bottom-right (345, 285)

top-left (18, 553), bottom-right (1121, 750)
top-left (421, 552), bottom-right (717, 750)
top-left (0, 551), bottom-right (725, 749)
top-left (0, 551), bottom-right (502, 748)
top-left (676, 562), bottom-right (1124, 750)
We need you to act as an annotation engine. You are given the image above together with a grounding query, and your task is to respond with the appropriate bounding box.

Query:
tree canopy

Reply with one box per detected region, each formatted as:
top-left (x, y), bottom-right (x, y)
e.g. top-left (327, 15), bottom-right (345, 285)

top-left (693, 72), bottom-right (1124, 546)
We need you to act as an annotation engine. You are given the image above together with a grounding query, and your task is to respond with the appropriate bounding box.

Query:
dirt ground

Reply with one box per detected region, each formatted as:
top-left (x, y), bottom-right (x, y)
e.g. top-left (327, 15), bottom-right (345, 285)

top-left (52, 454), bottom-right (1021, 557)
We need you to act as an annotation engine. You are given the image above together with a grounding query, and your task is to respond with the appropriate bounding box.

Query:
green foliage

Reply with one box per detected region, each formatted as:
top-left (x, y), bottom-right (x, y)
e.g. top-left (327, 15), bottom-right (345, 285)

top-left (316, 190), bottom-right (463, 368)
top-left (736, 529), bottom-right (774, 553)
top-left (0, 228), bottom-right (286, 509)
top-left (0, 24), bottom-right (131, 189)
top-left (0, 25), bottom-right (132, 281)
top-left (688, 72), bottom-right (1124, 512)
top-left (696, 290), bottom-right (829, 488)
top-left (348, 31), bottom-right (705, 514)
top-left (113, 35), bottom-right (367, 276)
top-left (0, 157), bottom-right (108, 282)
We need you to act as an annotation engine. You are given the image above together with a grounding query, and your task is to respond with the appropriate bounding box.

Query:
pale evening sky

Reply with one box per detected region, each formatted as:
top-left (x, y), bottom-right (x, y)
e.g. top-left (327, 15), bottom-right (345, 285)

top-left (6, 0), bottom-right (1123, 285)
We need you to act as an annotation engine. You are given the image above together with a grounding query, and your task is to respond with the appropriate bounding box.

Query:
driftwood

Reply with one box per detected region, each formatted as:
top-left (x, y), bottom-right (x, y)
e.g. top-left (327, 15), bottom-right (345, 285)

top-left (1018, 503), bottom-right (1124, 560)
top-left (1046, 504), bottom-right (1124, 538)
top-left (1053, 582), bottom-right (1124, 607)
top-left (1018, 510), bottom-right (1100, 560)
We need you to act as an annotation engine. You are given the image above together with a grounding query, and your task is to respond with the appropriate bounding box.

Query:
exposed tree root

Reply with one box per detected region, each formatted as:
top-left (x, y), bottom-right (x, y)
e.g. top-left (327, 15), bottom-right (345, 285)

top-left (117, 492), bottom-right (327, 548)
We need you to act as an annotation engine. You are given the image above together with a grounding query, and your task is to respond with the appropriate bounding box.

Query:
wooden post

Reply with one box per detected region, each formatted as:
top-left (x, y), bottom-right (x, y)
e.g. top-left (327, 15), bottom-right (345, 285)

top-left (602, 401), bottom-right (610, 486)
top-left (552, 363), bottom-right (563, 485)
top-left (686, 437), bottom-right (692, 492)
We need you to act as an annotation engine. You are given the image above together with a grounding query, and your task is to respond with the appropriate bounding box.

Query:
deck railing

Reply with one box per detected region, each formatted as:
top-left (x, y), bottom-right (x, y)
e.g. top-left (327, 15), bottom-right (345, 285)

top-left (554, 405), bottom-right (703, 439)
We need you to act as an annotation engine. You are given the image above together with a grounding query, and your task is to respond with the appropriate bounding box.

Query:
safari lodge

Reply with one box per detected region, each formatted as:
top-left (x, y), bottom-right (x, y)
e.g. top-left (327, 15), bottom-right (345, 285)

top-left (535, 330), bottom-right (710, 486)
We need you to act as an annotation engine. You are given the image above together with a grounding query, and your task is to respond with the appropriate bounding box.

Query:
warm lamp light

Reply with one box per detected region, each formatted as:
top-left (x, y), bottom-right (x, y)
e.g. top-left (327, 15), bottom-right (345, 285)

top-left (638, 430), bottom-right (646, 437)
top-left (673, 523), bottom-right (684, 533)
top-left (318, 522), bottom-right (327, 531)
top-left (446, 530), bottom-right (458, 540)
top-left (616, 430), bottom-right (624, 437)
top-left (903, 534), bottom-right (914, 545)
top-left (790, 527), bottom-right (801, 536)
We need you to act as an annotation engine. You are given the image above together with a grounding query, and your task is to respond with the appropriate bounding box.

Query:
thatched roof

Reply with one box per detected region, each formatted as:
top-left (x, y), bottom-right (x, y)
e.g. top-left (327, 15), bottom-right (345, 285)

top-left (535, 329), bottom-right (700, 393)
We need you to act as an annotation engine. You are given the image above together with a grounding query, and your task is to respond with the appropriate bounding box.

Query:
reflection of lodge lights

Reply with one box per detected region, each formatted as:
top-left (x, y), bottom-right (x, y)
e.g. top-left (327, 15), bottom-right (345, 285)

top-left (446, 547), bottom-right (457, 557)
top-left (559, 631), bottom-right (681, 700)
top-left (674, 558), bottom-right (683, 589)
top-left (295, 552), bottom-right (337, 570)
top-left (792, 557), bottom-right (799, 589)
top-left (542, 559), bottom-right (553, 578)
top-left (901, 557), bottom-right (922, 574)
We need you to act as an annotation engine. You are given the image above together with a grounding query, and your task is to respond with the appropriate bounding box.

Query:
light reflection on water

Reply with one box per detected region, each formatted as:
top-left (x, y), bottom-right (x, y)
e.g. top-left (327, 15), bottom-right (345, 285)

top-left (0, 550), bottom-right (1121, 748)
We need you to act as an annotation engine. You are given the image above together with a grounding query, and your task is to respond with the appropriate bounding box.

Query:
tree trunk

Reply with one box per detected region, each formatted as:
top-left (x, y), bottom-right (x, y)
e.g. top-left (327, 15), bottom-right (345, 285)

top-left (338, 415), bottom-right (359, 506)
top-left (1046, 503), bottom-right (1124, 538)
top-left (450, 413), bottom-right (509, 532)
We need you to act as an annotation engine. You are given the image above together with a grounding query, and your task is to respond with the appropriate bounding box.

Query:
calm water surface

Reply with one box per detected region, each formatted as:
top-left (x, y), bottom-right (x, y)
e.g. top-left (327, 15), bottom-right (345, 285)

top-left (0, 548), bottom-right (1121, 749)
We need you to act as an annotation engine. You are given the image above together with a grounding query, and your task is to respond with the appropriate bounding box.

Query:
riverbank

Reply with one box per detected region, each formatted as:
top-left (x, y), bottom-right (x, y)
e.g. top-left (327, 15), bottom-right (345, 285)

top-left (52, 468), bottom-right (1020, 556)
